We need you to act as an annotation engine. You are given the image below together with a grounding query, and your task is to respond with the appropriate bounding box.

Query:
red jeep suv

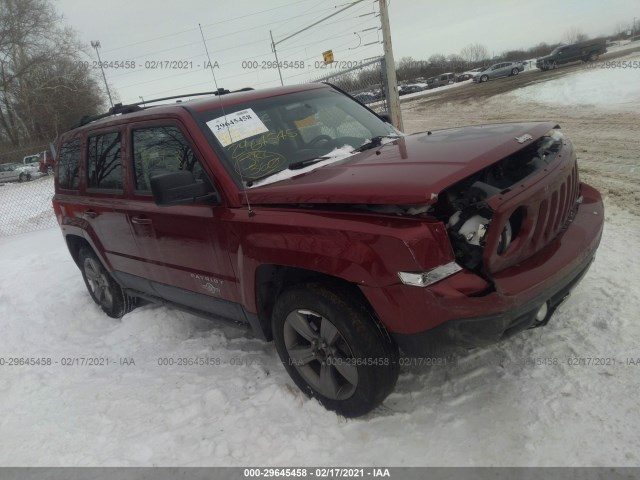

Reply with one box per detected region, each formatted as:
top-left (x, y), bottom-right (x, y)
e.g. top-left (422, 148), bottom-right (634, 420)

top-left (52, 83), bottom-right (604, 417)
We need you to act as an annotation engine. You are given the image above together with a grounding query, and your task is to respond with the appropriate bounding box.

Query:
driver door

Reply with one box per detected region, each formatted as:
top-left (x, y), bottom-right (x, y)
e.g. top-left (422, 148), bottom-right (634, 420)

top-left (124, 121), bottom-right (242, 319)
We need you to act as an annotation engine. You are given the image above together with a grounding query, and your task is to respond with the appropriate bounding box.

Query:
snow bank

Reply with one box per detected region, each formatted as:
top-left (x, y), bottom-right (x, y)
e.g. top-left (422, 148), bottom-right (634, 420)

top-left (509, 52), bottom-right (640, 110)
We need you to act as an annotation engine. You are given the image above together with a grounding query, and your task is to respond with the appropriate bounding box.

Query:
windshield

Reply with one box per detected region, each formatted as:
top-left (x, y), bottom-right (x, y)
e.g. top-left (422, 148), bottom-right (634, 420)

top-left (195, 88), bottom-right (397, 187)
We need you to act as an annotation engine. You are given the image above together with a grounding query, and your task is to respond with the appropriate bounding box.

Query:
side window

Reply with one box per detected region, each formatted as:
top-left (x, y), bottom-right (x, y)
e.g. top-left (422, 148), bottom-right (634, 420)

top-left (58, 139), bottom-right (81, 190)
top-left (87, 132), bottom-right (123, 190)
top-left (132, 126), bottom-right (203, 192)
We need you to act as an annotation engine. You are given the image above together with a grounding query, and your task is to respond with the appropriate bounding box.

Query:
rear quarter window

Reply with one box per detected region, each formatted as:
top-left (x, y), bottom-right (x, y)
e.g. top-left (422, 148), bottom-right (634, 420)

top-left (57, 139), bottom-right (81, 190)
top-left (87, 132), bottom-right (123, 190)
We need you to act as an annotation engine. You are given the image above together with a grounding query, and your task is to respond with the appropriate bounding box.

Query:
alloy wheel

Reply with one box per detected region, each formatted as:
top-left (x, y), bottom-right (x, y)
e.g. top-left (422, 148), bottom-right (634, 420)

top-left (283, 309), bottom-right (358, 400)
top-left (83, 257), bottom-right (114, 309)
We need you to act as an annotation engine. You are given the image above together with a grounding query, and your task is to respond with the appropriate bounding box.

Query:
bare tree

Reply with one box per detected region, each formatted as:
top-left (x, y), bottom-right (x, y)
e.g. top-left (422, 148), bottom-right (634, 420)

top-left (613, 21), bottom-right (629, 40)
top-left (459, 43), bottom-right (489, 64)
top-left (446, 54), bottom-right (465, 71)
top-left (563, 26), bottom-right (588, 44)
top-left (428, 54), bottom-right (447, 69)
top-left (0, 0), bottom-right (105, 149)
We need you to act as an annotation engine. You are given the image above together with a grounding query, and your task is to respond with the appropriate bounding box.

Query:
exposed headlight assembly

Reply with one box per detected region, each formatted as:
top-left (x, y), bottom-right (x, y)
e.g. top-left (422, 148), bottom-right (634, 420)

top-left (398, 262), bottom-right (463, 287)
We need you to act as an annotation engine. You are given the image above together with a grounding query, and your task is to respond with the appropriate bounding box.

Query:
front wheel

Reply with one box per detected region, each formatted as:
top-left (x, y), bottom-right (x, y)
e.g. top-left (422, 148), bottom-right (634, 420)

top-left (511, 68), bottom-right (519, 76)
top-left (78, 246), bottom-right (137, 318)
top-left (272, 284), bottom-right (399, 417)
top-left (588, 53), bottom-right (599, 62)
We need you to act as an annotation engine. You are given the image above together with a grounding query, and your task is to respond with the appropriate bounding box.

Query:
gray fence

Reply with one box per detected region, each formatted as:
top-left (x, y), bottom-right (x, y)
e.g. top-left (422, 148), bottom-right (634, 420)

top-left (309, 56), bottom-right (389, 114)
top-left (0, 174), bottom-right (57, 237)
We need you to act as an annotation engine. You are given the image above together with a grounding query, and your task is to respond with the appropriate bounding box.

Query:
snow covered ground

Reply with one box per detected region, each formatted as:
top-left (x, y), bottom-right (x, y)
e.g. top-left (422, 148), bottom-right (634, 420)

top-left (1, 52), bottom-right (640, 466)
top-left (1, 205), bottom-right (639, 466)
top-left (509, 51), bottom-right (640, 110)
top-left (0, 176), bottom-right (56, 237)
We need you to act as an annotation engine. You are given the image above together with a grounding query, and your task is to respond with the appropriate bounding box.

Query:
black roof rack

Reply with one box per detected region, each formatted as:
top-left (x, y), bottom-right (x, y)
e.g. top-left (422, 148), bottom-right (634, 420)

top-left (73, 87), bottom-right (255, 129)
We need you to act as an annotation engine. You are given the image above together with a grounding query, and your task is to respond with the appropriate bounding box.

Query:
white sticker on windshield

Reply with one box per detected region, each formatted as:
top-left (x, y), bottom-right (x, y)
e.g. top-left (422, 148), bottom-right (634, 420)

top-left (206, 108), bottom-right (268, 147)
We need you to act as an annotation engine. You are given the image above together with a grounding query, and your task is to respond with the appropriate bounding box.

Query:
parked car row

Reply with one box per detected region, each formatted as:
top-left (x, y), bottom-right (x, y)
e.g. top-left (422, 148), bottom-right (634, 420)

top-left (350, 40), bottom-right (607, 106)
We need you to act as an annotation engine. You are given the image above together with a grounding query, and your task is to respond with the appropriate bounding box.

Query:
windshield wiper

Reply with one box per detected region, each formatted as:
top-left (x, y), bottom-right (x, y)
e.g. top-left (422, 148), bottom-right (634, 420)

top-left (353, 135), bottom-right (400, 153)
top-left (244, 156), bottom-right (331, 187)
top-left (288, 156), bottom-right (331, 170)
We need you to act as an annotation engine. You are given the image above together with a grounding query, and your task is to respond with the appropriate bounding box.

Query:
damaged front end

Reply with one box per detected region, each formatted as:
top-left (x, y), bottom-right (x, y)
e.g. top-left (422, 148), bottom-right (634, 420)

top-left (433, 127), bottom-right (574, 277)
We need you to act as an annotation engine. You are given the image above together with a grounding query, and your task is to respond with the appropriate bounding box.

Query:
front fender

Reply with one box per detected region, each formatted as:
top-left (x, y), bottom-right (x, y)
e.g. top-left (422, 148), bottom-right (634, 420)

top-left (225, 207), bottom-right (455, 312)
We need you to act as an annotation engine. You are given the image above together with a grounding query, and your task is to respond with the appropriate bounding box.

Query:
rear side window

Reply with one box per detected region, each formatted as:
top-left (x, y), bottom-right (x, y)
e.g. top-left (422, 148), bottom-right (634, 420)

top-left (87, 132), bottom-right (123, 190)
top-left (58, 139), bottom-right (81, 190)
top-left (132, 126), bottom-right (203, 192)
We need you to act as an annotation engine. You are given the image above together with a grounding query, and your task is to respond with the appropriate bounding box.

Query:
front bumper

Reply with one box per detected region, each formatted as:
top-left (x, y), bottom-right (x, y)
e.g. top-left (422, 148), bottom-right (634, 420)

top-left (392, 251), bottom-right (594, 357)
top-left (361, 182), bottom-right (604, 357)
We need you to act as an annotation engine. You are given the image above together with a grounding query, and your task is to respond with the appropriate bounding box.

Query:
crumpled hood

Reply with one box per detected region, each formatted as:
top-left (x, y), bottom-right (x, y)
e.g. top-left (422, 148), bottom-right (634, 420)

top-left (242, 121), bottom-right (558, 206)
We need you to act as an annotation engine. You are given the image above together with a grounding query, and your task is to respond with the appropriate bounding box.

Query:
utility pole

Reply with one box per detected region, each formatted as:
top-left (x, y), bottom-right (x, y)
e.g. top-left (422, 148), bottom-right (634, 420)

top-left (91, 41), bottom-right (113, 108)
top-left (270, 30), bottom-right (284, 86)
top-left (378, 0), bottom-right (403, 131)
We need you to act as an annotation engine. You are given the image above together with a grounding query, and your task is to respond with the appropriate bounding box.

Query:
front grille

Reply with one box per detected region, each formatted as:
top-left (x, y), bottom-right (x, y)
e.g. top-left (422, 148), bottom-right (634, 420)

top-left (528, 161), bottom-right (579, 253)
top-left (484, 154), bottom-right (580, 274)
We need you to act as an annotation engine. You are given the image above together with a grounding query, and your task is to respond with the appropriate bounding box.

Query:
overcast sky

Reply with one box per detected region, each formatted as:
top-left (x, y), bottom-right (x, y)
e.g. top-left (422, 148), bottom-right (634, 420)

top-left (55, 0), bottom-right (638, 104)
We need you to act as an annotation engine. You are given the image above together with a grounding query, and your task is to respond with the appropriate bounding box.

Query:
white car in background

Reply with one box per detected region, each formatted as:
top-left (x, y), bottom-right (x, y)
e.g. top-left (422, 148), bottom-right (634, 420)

top-left (0, 162), bottom-right (38, 183)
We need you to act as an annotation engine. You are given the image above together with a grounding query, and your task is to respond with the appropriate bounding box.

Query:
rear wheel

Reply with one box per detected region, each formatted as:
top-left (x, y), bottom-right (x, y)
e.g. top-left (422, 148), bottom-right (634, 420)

top-left (480, 74), bottom-right (488, 82)
top-left (588, 52), bottom-right (599, 62)
top-left (272, 283), bottom-right (399, 417)
top-left (78, 246), bottom-right (136, 318)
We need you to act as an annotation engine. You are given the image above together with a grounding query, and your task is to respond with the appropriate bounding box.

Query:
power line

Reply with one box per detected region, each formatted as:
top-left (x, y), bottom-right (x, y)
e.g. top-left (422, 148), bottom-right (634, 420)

top-left (115, 29), bottom-right (373, 92)
top-left (103, 0), bottom-right (321, 54)
top-left (103, 4), bottom-right (339, 65)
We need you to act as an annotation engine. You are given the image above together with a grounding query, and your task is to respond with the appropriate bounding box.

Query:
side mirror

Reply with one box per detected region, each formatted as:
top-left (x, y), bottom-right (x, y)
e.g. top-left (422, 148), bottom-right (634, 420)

top-left (150, 170), bottom-right (218, 207)
top-left (378, 112), bottom-right (392, 124)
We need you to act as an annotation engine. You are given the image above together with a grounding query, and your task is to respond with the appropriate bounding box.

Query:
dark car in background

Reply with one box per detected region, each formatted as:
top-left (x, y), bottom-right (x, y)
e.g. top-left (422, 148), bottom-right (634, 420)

top-left (427, 73), bottom-right (456, 89)
top-left (536, 41), bottom-right (607, 70)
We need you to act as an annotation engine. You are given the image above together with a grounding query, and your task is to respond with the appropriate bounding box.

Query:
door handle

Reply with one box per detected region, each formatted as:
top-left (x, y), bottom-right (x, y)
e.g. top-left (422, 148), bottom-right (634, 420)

top-left (82, 210), bottom-right (98, 219)
top-left (131, 216), bottom-right (152, 225)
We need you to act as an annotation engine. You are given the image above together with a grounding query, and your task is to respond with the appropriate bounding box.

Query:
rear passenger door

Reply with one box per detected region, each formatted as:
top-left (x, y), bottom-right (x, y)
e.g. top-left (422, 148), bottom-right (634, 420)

top-left (83, 130), bottom-right (142, 275)
top-left (124, 122), bottom-right (241, 319)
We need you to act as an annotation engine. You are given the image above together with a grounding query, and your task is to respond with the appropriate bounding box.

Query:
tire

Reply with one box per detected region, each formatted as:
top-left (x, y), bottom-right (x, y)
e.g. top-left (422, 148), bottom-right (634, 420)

top-left (480, 74), bottom-right (488, 83)
top-left (46, 166), bottom-right (53, 175)
top-left (588, 53), bottom-right (599, 62)
top-left (78, 246), bottom-right (137, 318)
top-left (18, 172), bottom-right (25, 182)
top-left (551, 62), bottom-right (558, 70)
top-left (511, 68), bottom-right (519, 76)
top-left (272, 283), bottom-right (399, 417)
